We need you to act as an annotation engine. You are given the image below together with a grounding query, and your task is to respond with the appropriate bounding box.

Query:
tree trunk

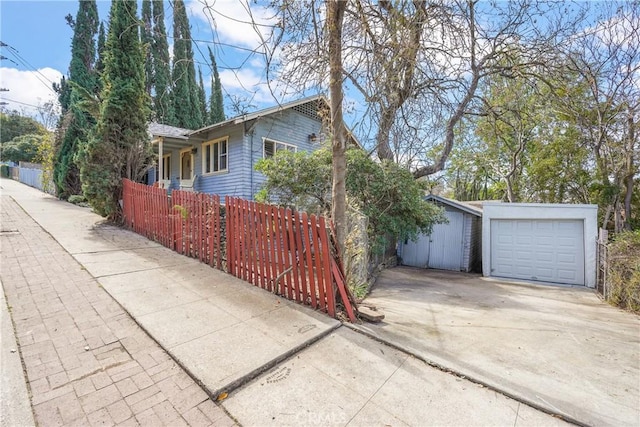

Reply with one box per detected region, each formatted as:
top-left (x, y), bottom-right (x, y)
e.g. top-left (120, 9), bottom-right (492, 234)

top-left (377, 109), bottom-right (396, 161)
top-left (328, 0), bottom-right (348, 254)
top-left (623, 106), bottom-right (635, 231)
top-left (413, 0), bottom-right (479, 179)
top-left (505, 177), bottom-right (515, 203)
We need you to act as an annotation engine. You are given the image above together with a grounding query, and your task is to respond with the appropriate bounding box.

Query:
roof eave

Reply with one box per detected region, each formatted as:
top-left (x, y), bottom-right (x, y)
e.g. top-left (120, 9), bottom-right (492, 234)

top-left (188, 94), bottom-right (328, 137)
top-left (425, 194), bottom-right (483, 217)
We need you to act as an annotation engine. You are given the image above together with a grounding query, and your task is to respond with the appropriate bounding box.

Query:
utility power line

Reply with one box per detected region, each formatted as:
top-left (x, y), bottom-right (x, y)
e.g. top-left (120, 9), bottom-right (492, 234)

top-left (0, 41), bottom-right (58, 96)
top-left (0, 97), bottom-right (54, 111)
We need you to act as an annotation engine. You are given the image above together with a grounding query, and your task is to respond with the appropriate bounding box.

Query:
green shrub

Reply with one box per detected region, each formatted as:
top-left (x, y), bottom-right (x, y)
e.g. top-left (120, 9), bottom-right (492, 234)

top-left (68, 194), bottom-right (88, 206)
top-left (608, 230), bottom-right (640, 313)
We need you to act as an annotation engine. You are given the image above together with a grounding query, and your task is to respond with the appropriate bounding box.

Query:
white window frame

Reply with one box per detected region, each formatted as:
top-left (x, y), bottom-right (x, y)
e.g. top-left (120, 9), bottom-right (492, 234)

top-left (263, 138), bottom-right (297, 158)
top-left (161, 154), bottom-right (171, 180)
top-left (201, 136), bottom-right (229, 175)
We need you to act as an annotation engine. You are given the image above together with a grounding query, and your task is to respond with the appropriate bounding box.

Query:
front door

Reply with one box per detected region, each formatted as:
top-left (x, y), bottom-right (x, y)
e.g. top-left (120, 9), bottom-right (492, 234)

top-left (180, 150), bottom-right (193, 180)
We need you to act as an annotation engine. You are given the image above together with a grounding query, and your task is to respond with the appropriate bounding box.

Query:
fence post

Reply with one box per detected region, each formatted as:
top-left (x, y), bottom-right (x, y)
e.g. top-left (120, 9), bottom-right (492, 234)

top-left (597, 228), bottom-right (609, 299)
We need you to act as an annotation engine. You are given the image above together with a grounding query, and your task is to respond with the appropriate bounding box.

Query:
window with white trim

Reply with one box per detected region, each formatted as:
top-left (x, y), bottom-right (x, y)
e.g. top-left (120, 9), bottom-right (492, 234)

top-left (263, 138), bottom-right (297, 158)
top-left (202, 137), bottom-right (228, 174)
top-left (161, 154), bottom-right (171, 180)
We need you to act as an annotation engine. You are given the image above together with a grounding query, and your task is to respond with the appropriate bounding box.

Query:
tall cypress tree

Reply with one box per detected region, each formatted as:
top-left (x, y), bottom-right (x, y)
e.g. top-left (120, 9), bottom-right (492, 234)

top-left (208, 46), bottom-right (225, 124)
top-left (141, 0), bottom-right (153, 97)
top-left (171, 0), bottom-right (202, 129)
top-left (53, 76), bottom-right (71, 115)
top-left (152, 0), bottom-right (173, 124)
top-left (53, 0), bottom-right (98, 199)
top-left (197, 67), bottom-right (207, 126)
top-left (78, 0), bottom-right (151, 220)
top-left (95, 22), bottom-right (106, 90)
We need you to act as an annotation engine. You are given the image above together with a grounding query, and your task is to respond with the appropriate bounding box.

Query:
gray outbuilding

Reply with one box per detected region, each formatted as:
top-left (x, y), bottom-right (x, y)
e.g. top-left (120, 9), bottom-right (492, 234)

top-left (398, 195), bottom-right (482, 273)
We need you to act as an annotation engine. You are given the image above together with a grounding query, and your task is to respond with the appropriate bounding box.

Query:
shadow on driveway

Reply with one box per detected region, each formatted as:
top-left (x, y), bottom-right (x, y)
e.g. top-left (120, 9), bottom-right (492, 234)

top-left (357, 267), bottom-right (640, 427)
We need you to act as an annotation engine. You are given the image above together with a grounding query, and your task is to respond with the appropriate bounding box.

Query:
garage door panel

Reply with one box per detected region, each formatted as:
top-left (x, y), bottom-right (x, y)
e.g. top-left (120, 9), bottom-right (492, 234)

top-left (491, 219), bottom-right (585, 286)
top-left (557, 269), bottom-right (578, 281)
top-left (535, 221), bottom-right (553, 231)
top-left (515, 265), bottom-right (534, 276)
top-left (497, 234), bottom-right (514, 244)
top-left (536, 236), bottom-right (554, 246)
top-left (557, 253), bottom-right (576, 263)
top-left (536, 252), bottom-right (554, 263)
top-left (516, 220), bottom-right (532, 230)
top-left (534, 270), bottom-right (554, 281)
top-left (558, 236), bottom-right (578, 245)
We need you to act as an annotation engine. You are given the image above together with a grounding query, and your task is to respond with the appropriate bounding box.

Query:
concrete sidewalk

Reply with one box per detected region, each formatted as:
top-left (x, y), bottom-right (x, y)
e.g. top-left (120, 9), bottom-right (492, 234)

top-left (1, 178), bottom-right (569, 426)
top-left (1, 178), bottom-right (339, 399)
top-left (1, 193), bottom-right (234, 426)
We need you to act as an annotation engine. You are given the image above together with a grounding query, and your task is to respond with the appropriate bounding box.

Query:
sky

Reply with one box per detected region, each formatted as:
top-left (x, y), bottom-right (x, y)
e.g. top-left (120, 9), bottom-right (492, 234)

top-left (0, 0), bottom-right (280, 125)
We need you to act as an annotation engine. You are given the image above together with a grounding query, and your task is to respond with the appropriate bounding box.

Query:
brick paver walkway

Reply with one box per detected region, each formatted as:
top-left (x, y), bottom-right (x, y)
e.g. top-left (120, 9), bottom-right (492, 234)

top-left (1, 196), bottom-right (236, 426)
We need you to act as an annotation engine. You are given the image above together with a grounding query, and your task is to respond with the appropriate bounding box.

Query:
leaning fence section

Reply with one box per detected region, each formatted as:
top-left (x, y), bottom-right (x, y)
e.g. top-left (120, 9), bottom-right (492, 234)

top-left (225, 197), bottom-right (339, 316)
top-left (121, 180), bottom-right (355, 321)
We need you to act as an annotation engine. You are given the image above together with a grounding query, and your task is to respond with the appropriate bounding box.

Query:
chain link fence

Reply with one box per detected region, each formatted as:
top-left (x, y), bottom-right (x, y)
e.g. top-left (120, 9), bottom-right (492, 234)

top-left (596, 228), bottom-right (640, 313)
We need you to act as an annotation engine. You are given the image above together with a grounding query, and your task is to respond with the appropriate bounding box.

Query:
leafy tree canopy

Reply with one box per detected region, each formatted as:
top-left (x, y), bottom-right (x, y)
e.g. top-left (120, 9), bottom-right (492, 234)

top-left (1, 133), bottom-right (49, 163)
top-left (0, 112), bottom-right (47, 144)
top-left (255, 146), bottom-right (446, 250)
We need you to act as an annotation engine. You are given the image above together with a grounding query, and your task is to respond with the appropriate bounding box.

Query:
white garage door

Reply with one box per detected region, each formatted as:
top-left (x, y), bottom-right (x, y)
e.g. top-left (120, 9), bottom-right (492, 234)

top-left (490, 219), bottom-right (585, 285)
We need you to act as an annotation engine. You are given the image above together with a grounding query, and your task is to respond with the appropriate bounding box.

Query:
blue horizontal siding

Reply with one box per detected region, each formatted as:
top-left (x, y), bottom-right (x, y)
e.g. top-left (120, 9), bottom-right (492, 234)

top-left (249, 109), bottom-right (324, 198)
top-left (194, 124), bottom-right (252, 200)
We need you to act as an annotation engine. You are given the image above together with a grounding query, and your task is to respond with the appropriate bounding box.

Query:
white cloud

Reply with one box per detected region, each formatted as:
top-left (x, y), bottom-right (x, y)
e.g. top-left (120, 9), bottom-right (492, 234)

top-left (184, 0), bottom-right (288, 112)
top-left (219, 67), bottom-right (275, 104)
top-left (0, 67), bottom-right (62, 126)
top-left (186, 0), bottom-right (277, 50)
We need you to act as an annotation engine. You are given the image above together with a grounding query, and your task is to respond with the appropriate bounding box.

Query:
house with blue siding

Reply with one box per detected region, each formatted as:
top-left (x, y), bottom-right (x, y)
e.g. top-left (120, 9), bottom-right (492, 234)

top-left (148, 95), bottom-right (328, 200)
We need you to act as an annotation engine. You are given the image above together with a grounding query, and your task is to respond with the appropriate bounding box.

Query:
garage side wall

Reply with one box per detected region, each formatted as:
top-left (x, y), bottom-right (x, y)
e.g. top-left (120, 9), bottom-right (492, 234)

top-left (482, 203), bottom-right (598, 288)
top-left (461, 213), bottom-right (481, 272)
top-left (470, 216), bottom-right (483, 273)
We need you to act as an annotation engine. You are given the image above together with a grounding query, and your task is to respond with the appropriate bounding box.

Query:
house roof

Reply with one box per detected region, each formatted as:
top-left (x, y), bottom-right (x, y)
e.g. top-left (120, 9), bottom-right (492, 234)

top-left (148, 122), bottom-right (190, 140)
top-left (425, 194), bottom-right (483, 217)
top-left (189, 95), bottom-right (328, 136)
top-left (149, 95), bottom-right (363, 149)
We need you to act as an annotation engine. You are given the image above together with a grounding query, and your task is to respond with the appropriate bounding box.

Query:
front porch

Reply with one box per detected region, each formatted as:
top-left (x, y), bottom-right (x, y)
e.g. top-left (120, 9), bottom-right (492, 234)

top-left (149, 122), bottom-right (198, 191)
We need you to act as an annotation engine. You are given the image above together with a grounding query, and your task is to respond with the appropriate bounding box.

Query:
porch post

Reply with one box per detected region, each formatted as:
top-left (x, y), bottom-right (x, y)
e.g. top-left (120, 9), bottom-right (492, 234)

top-left (158, 137), bottom-right (164, 186)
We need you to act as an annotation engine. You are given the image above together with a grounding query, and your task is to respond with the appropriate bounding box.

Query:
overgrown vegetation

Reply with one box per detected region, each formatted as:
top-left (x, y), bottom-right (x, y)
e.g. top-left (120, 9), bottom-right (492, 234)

top-left (256, 146), bottom-right (446, 252)
top-left (35, 132), bottom-right (55, 194)
top-left (607, 231), bottom-right (640, 313)
top-left (1, 134), bottom-right (45, 163)
top-left (0, 112), bottom-right (49, 163)
top-left (0, 111), bottom-right (47, 144)
top-left (68, 195), bottom-right (88, 206)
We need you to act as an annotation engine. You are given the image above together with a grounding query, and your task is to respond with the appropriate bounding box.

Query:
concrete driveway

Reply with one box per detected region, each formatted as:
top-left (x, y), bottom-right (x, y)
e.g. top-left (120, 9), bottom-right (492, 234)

top-left (357, 267), bottom-right (640, 427)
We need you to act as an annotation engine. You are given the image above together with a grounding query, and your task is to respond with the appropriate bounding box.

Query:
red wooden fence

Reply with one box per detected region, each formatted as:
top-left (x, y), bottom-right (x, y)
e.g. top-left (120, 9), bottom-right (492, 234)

top-left (122, 179), bottom-right (224, 270)
top-left (121, 180), bottom-right (355, 321)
